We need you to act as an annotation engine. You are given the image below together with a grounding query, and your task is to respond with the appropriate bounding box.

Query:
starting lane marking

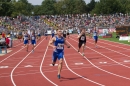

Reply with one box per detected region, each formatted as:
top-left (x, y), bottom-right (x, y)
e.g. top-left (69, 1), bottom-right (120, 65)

top-left (124, 60), bottom-right (130, 63)
top-left (75, 63), bottom-right (83, 65)
top-left (24, 65), bottom-right (33, 68)
top-left (49, 64), bottom-right (58, 66)
top-left (99, 62), bottom-right (107, 64)
top-left (0, 66), bottom-right (9, 69)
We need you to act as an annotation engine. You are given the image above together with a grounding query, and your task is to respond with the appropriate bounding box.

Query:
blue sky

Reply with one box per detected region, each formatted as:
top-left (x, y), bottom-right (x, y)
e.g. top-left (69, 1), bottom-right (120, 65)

top-left (27, 0), bottom-right (99, 5)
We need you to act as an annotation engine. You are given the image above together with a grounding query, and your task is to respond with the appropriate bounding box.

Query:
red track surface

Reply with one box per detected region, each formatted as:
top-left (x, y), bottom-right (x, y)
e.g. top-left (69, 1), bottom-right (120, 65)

top-left (0, 35), bottom-right (130, 86)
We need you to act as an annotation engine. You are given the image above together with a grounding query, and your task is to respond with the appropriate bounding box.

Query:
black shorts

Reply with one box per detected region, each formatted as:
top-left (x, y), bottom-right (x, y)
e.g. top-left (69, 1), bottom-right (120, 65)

top-left (63, 34), bottom-right (66, 38)
top-left (78, 42), bottom-right (86, 48)
top-left (67, 33), bottom-right (69, 35)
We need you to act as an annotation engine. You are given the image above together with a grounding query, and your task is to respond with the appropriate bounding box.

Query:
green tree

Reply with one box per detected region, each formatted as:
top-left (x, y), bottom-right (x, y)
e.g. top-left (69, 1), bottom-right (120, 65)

top-left (91, 0), bottom-right (123, 14)
top-left (41, 0), bottom-right (56, 15)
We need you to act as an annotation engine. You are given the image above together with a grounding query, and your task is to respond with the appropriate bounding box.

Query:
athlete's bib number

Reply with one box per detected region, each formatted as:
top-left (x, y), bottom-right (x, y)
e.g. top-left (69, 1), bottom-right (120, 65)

top-left (32, 37), bottom-right (35, 40)
top-left (81, 36), bottom-right (85, 41)
top-left (64, 32), bottom-right (66, 34)
top-left (24, 37), bottom-right (28, 40)
top-left (93, 32), bottom-right (97, 36)
top-left (57, 43), bottom-right (64, 49)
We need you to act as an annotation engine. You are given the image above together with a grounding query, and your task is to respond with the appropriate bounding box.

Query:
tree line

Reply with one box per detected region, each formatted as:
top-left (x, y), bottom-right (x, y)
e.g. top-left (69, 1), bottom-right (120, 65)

top-left (0, 0), bottom-right (130, 17)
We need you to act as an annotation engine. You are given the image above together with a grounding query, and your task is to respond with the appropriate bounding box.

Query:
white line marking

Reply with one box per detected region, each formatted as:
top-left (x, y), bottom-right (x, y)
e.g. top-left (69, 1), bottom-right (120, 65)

top-left (96, 39), bottom-right (130, 51)
top-left (0, 47), bottom-right (25, 63)
top-left (71, 36), bottom-right (130, 69)
top-left (75, 63), bottom-right (83, 65)
top-left (69, 38), bottom-right (130, 80)
top-left (64, 57), bottom-right (105, 86)
top-left (24, 65), bottom-right (33, 68)
top-left (124, 60), bottom-right (130, 63)
top-left (10, 38), bottom-right (46, 86)
top-left (99, 38), bottom-right (130, 46)
top-left (40, 37), bottom-right (58, 86)
top-left (0, 66), bottom-right (9, 68)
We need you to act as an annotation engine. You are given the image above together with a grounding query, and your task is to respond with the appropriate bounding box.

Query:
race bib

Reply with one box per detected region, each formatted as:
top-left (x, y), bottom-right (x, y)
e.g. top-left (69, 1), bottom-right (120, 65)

top-left (57, 43), bottom-right (64, 49)
top-left (93, 32), bottom-right (97, 36)
top-left (24, 37), bottom-right (28, 40)
top-left (32, 36), bottom-right (35, 40)
top-left (81, 36), bottom-right (85, 41)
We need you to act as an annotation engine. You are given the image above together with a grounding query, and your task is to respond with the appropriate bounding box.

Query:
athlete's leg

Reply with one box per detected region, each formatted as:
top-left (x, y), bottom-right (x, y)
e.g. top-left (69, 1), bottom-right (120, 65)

top-left (52, 52), bottom-right (57, 66)
top-left (82, 43), bottom-right (85, 56)
top-left (94, 36), bottom-right (97, 47)
top-left (78, 42), bottom-right (82, 52)
top-left (57, 52), bottom-right (64, 79)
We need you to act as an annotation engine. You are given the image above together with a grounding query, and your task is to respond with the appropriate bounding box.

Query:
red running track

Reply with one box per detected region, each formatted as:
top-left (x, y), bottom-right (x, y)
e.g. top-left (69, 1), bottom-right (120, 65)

top-left (0, 35), bottom-right (130, 86)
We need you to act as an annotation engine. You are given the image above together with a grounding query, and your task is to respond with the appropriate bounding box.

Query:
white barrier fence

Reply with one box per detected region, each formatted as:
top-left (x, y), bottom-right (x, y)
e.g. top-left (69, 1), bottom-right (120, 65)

top-left (119, 36), bottom-right (130, 42)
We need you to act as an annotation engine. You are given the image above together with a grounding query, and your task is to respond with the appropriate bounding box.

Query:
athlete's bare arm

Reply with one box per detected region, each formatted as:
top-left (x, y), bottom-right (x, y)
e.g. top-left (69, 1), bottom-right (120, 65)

top-left (77, 33), bottom-right (82, 39)
top-left (48, 37), bottom-right (56, 48)
top-left (64, 38), bottom-right (70, 48)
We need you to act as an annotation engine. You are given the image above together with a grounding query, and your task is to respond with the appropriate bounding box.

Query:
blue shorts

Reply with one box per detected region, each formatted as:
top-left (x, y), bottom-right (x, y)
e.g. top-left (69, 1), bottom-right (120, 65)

top-left (38, 34), bottom-right (41, 37)
top-left (52, 52), bottom-right (64, 62)
top-left (93, 36), bottom-right (98, 41)
top-left (52, 34), bottom-right (55, 37)
top-left (24, 40), bottom-right (29, 44)
top-left (31, 40), bottom-right (36, 45)
top-left (45, 34), bottom-right (48, 36)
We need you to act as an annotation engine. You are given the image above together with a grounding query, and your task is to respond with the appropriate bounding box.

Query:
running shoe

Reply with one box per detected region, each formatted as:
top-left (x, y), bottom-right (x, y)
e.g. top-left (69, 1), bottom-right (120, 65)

top-left (52, 63), bottom-right (55, 66)
top-left (57, 74), bottom-right (60, 79)
top-left (82, 53), bottom-right (84, 56)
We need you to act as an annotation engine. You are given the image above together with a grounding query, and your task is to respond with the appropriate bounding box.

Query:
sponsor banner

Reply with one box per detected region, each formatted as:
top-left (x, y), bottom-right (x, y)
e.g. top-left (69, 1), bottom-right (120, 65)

top-left (119, 36), bottom-right (130, 41)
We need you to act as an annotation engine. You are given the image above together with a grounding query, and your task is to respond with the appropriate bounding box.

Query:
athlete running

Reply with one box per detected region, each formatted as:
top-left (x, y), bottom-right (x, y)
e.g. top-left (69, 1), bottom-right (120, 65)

top-left (67, 29), bottom-right (70, 39)
top-left (23, 31), bottom-right (30, 52)
top-left (31, 32), bottom-right (36, 52)
top-left (51, 29), bottom-right (55, 38)
top-left (93, 27), bottom-right (98, 48)
top-left (63, 30), bottom-right (67, 38)
top-left (77, 27), bottom-right (86, 56)
top-left (45, 30), bottom-right (48, 40)
top-left (37, 29), bottom-right (41, 41)
top-left (49, 29), bottom-right (70, 79)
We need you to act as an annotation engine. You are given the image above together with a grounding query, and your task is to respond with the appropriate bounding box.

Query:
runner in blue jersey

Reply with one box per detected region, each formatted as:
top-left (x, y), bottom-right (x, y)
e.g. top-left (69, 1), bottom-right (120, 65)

top-left (45, 30), bottom-right (48, 40)
top-left (23, 31), bottom-right (30, 52)
top-left (31, 32), bottom-right (36, 52)
top-left (37, 29), bottom-right (41, 41)
top-left (51, 29), bottom-right (55, 38)
top-left (93, 27), bottom-right (98, 48)
top-left (49, 29), bottom-right (70, 79)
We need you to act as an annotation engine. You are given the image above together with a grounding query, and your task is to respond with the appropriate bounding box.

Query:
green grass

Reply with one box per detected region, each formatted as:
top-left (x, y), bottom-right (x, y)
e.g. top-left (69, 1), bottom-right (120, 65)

top-left (99, 33), bottom-right (130, 45)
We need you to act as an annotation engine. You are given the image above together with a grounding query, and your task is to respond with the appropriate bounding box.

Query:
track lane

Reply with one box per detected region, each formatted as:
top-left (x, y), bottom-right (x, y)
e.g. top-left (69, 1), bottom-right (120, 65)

top-left (67, 37), bottom-right (130, 86)
top-left (12, 37), bottom-right (53, 86)
top-left (40, 39), bottom-right (101, 86)
top-left (0, 37), bottom-right (44, 86)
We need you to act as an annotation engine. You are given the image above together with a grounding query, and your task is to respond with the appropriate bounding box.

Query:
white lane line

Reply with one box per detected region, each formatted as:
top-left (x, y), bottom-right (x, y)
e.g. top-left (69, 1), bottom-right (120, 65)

top-left (75, 63), bottom-right (84, 65)
top-left (0, 47), bottom-right (25, 63)
top-left (95, 39), bottom-right (130, 51)
top-left (88, 41), bottom-right (130, 58)
top-left (64, 56), bottom-right (105, 86)
top-left (0, 66), bottom-right (9, 69)
top-left (71, 36), bottom-right (130, 69)
top-left (87, 41), bottom-right (130, 69)
top-left (40, 37), bottom-right (58, 86)
top-left (24, 65), bottom-right (33, 68)
top-left (69, 38), bottom-right (130, 80)
top-left (10, 38), bottom-right (46, 86)
top-left (99, 38), bottom-right (130, 46)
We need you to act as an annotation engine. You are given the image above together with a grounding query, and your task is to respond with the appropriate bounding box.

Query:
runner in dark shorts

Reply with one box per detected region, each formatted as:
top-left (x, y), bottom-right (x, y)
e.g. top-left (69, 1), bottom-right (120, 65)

top-left (63, 30), bottom-right (67, 38)
top-left (77, 27), bottom-right (86, 56)
top-left (67, 30), bottom-right (69, 39)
